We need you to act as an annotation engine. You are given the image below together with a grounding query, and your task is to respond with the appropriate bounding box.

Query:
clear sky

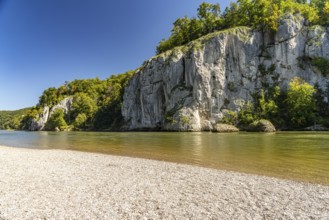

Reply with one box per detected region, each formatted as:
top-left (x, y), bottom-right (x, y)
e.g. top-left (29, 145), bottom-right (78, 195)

top-left (0, 0), bottom-right (229, 110)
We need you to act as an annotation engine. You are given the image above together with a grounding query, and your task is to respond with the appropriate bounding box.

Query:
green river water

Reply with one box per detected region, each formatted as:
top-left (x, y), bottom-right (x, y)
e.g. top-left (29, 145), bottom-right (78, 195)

top-left (0, 131), bottom-right (328, 185)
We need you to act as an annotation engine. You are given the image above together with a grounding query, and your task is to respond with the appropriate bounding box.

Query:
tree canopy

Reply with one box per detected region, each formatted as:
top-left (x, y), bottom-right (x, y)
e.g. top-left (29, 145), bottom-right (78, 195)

top-left (20, 71), bottom-right (133, 131)
top-left (156, 0), bottom-right (326, 54)
top-left (4, 1), bottom-right (329, 131)
top-left (0, 108), bottom-right (31, 130)
top-left (286, 77), bottom-right (316, 128)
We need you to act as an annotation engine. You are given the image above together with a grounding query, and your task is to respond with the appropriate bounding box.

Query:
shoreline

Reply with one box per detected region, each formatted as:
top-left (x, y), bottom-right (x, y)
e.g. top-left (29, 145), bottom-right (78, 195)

top-left (1, 145), bottom-right (329, 219)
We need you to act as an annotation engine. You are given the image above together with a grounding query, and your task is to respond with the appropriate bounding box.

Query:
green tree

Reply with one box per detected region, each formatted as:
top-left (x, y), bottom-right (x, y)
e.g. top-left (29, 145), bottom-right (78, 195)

top-left (44, 109), bottom-right (67, 131)
top-left (156, 0), bottom-right (324, 54)
top-left (314, 82), bottom-right (329, 118)
top-left (197, 2), bottom-right (223, 34)
top-left (188, 18), bottom-right (203, 40)
top-left (286, 77), bottom-right (316, 128)
top-left (0, 108), bottom-right (31, 130)
top-left (221, 110), bottom-right (238, 125)
top-left (156, 38), bottom-right (175, 55)
top-left (19, 70), bottom-right (133, 131)
top-left (311, 0), bottom-right (329, 25)
top-left (295, 0), bottom-right (307, 3)
top-left (73, 113), bottom-right (87, 129)
top-left (72, 92), bottom-right (97, 127)
top-left (39, 87), bottom-right (59, 108)
top-left (93, 71), bottom-right (133, 129)
top-left (258, 87), bottom-right (280, 119)
top-left (172, 16), bottom-right (192, 45)
top-left (222, 2), bottom-right (241, 28)
top-left (253, 0), bottom-right (281, 31)
top-left (20, 107), bottom-right (43, 130)
top-left (156, 2), bottom-right (224, 54)
top-left (238, 101), bottom-right (256, 125)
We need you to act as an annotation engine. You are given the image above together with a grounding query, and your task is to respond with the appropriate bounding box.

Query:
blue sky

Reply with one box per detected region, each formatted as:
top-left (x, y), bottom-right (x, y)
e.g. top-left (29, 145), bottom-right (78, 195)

top-left (0, 0), bottom-right (229, 110)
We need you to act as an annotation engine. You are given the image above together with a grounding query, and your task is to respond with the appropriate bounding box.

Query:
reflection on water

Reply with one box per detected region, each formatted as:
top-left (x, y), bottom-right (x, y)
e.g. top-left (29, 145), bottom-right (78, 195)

top-left (0, 130), bottom-right (329, 185)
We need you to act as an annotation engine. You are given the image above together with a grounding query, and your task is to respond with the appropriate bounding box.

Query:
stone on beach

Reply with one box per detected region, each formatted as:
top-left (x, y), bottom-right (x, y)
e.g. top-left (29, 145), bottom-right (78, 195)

top-left (0, 146), bottom-right (328, 219)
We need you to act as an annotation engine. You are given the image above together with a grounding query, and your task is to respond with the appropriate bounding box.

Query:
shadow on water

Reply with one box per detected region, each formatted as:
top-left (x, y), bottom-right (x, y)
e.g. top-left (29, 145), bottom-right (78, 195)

top-left (0, 130), bottom-right (329, 185)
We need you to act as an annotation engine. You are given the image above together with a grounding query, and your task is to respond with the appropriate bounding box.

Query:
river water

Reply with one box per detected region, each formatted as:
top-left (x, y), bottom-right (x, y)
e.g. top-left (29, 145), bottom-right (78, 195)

top-left (0, 130), bottom-right (328, 185)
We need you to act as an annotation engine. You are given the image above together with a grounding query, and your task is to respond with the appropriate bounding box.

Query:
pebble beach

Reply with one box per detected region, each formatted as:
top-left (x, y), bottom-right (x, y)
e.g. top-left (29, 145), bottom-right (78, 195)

top-left (0, 145), bottom-right (328, 219)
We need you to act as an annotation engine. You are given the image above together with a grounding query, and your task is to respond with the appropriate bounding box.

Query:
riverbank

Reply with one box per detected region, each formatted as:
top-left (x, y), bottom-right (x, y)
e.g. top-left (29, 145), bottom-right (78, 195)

top-left (0, 146), bottom-right (328, 219)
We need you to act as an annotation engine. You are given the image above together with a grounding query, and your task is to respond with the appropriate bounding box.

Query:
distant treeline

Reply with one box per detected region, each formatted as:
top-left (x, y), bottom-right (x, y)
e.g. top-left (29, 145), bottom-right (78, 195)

top-left (0, 108), bottom-right (31, 130)
top-left (156, 0), bottom-right (329, 54)
top-left (6, 71), bottom-right (133, 131)
top-left (3, 1), bottom-right (329, 131)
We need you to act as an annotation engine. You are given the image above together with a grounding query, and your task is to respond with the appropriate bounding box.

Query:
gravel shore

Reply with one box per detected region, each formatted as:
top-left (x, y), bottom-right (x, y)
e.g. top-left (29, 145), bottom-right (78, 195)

top-left (0, 146), bottom-right (328, 219)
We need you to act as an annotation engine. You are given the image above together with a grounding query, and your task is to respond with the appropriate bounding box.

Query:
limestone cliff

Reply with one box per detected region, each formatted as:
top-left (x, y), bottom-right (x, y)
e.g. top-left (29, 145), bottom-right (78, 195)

top-left (29, 97), bottom-right (73, 131)
top-left (122, 14), bottom-right (329, 131)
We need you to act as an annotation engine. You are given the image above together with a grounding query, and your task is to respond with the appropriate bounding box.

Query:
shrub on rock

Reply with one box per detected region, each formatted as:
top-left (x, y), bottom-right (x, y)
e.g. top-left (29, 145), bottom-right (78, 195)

top-left (246, 119), bottom-right (276, 132)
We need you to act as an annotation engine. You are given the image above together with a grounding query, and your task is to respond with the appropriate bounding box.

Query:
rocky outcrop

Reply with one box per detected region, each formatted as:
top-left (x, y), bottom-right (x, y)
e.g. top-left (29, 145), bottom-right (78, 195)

top-left (122, 14), bottom-right (329, 131)
top-left (29, 107), bottom-right (50, 131)
top-left (212, 124), bottom-right (239, 133)
top-left (49, 97), bottom-right (72, 117)
top-left (304, 124), bottom-right (329, 131)
top-left (29, 97), bottom-right (73, 131)
top-left (242, 120), bottom-right (276, 132)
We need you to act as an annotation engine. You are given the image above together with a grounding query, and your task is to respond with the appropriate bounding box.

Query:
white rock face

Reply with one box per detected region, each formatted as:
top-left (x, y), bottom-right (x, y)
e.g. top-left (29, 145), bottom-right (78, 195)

top-left (30, 97), bottom-right (73, 131)
top-left (49, 97), bottom-right (73, 117)
top-left (30, 106), bottom-right (49, 131)
top-left (122, 15), bottom-right (329, 131)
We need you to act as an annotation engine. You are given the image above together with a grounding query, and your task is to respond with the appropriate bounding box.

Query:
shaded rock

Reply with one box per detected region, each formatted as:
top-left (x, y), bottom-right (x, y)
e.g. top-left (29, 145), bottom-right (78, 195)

top-left (49, 97), bottom-right (73, 117)
top-left (304, 124), bottom-right (329, 131)
top-left (201, 120), bottom-right (213, 131)
top-left (244, 120), bottom-right (276, 132)
top-left (212, 124), bottom-right (239, 133)
top-left (275, 14), bottom-right (304, 42)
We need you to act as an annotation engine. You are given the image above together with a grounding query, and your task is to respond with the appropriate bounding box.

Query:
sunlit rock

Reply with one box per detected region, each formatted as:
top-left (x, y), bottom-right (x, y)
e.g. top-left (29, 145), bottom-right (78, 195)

top-left (29, 97), bottom-right (73, 131)
top-left (122, 15), bottom-right (329, 131)
top-left (212, 124), bottom-right (239, 133)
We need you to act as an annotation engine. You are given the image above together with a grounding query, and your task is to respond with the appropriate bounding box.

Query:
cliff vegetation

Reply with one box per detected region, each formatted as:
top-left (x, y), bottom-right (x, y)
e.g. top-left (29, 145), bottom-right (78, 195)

top-left (2, 1), bottom-right (329, 132)
top-left (122, 1), bottom-right (329, 131)
top-left (0, 108), bottom-right (31, 130)
top-left (156, 0), bottom-right (329, 54)
top-left (19, 71), bottom-right (133, 131)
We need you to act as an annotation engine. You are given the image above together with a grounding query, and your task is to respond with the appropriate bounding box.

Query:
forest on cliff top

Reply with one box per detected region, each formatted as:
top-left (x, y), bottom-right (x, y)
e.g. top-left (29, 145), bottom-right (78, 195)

top-left (2, 0), bottom-right (329, 131)
top-left (156, 0), bottom-right (329, 53)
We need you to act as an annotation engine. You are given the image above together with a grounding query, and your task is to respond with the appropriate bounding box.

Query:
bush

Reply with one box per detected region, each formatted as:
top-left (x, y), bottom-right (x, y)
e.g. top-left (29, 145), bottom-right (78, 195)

top-left (311, 57), bottom-right (329, 76)
top-left (238, 102), bottom-right (255, 125)
top-left (220, 110), bottom-right (238, 125)
top-left (44, 109), bottom-right (68, 131)
top-left (286, 77), bottom-right (316, 128)
top-left (73, 113), bottom-right (87, 129)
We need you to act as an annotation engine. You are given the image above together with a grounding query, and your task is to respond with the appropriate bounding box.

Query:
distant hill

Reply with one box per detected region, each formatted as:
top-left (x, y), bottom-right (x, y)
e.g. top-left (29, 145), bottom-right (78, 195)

top-left (0, 108), bottom-right (31, 130)
top-left (20, 71), bottom-right (133, 131)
